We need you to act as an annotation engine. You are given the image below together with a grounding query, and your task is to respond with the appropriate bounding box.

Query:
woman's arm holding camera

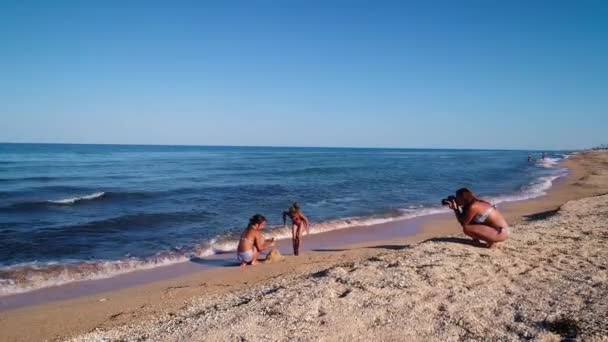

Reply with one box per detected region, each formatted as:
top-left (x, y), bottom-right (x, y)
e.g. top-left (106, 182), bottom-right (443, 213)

top-left (449, 200), bottom-right (476, 228)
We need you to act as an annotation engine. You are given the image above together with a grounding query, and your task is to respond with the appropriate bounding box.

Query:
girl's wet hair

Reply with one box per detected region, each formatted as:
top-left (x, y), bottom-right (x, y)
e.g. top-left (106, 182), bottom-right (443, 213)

top-left (289, 202), bottom-right (300, 214)
top-left (248, 214), bottom-right (267, 227)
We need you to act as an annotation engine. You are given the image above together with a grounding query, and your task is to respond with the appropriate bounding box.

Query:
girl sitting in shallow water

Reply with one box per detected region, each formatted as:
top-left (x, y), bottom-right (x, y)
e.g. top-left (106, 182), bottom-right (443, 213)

top-left (447, 188), bottom-right (509, 248)
top-left (236, 214), bottom-right (275, 266)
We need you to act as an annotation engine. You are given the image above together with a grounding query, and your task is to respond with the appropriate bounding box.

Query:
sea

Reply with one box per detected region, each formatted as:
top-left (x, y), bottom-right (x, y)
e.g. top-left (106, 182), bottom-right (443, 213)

top-left (0, 143), bottom-right (570, 295)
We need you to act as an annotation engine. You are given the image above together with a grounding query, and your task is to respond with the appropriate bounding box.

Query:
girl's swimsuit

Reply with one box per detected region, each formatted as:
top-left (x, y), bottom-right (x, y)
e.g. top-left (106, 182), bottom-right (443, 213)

top-left (237, 250), bottom-right (253, 263)
top-left (292, 215), bottom-right (302, 225)
top-left (237, 237), bottom-right (254, 263)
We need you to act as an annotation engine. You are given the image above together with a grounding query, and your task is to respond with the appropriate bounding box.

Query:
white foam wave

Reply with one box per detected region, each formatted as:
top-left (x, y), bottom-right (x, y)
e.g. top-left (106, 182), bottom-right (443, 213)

top-left (0, 247), bottom-right (217, 297)
top-left (489, 165), bottom-right (568, 205)
top-left (47, 192), bottom-right (106, 204)
top-left (536, 157), bottom-right (560, 169)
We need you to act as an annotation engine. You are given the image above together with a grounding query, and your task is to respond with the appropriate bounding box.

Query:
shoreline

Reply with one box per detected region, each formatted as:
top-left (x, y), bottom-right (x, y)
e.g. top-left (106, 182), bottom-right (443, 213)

top-left (0, 157), bottom-right (566, 308)
top-left (1, 151), bottom-right (607, 341)
top-left (0, 169), bottom-right (563, 302)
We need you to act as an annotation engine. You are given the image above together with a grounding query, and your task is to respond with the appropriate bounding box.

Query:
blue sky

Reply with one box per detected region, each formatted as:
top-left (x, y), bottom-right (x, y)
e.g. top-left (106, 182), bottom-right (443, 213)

top-left (1, 1), bottom-right (606, 150)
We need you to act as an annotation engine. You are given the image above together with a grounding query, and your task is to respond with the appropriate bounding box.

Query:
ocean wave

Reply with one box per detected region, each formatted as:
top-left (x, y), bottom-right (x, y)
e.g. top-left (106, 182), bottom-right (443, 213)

top-left (489, 156), bottom-right (568, 204)
top-left (0, 193), bottom-right (106, 212)
top-left (47, 192), bottom-right (106, 205)
top-left (0, 254), bottom-right (202, 296)
top-left (536, 157), bottom-right (560, 168)
top-left (1, 190), bottom-right (156, 212)
top-left (488, 173), bottom-right (565, 205)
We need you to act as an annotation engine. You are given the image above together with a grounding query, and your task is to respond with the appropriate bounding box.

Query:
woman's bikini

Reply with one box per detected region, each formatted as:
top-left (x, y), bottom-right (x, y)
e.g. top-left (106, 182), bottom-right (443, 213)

top-left (473, 204), bottom-right (509, 235)
top-left (473, 204), bottom-right (496, 224)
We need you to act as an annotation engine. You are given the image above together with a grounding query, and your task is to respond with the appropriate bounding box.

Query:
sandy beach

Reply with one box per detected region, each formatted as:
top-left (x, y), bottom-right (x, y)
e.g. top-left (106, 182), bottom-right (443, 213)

top-left (1, 151), bottom-right (608, 341)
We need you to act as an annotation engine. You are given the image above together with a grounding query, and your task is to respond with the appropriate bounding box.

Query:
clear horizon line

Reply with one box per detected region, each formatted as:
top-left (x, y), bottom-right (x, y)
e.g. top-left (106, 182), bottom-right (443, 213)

top-left (0, 141), bottom-right (577, 152)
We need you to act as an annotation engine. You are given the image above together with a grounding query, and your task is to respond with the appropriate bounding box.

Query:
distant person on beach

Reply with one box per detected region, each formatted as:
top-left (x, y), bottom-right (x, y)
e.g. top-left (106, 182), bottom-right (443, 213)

top-left (283, 202), bottom-right (310, 256)
top-left (542, 152), bottom-right (547, 160)
top-left (528, 155), bottom-right (533, 163)
top-left (237, 214), bottom-right (275, 267)
top-left (444, 188), bottom-right (509, 248)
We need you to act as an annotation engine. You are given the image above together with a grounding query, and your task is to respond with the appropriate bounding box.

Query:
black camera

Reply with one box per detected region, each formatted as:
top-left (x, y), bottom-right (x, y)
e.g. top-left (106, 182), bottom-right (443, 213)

top-left (441, 195), bottom-right (456, 206)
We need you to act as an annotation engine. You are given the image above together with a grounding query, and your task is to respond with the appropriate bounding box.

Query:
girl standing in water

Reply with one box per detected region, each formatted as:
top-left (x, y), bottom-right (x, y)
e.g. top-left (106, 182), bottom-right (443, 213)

top-left (283, 203), bottom-right (310, 256)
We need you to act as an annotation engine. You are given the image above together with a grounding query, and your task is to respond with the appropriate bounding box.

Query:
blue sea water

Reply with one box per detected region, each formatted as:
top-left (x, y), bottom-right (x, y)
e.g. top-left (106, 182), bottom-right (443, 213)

top-left (0, 143), bottom-right (568, 294)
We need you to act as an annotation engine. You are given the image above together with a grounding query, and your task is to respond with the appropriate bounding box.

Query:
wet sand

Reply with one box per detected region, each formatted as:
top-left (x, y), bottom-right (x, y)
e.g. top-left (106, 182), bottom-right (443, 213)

top-left (1, 151), bottom-right (607, 341)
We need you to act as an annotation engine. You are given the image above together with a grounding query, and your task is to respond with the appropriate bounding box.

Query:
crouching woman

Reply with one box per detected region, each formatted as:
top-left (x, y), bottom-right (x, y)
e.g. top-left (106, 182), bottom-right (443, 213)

top-left (448, 188), bottom-right (509, 248)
